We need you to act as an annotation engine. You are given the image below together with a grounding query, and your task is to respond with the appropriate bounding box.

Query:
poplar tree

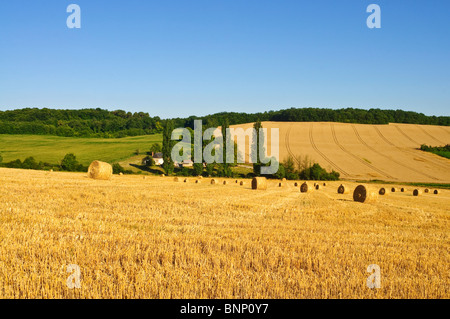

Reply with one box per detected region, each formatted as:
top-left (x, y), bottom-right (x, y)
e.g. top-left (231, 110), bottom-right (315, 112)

top-left (162, 120), bottom-right (175, 175)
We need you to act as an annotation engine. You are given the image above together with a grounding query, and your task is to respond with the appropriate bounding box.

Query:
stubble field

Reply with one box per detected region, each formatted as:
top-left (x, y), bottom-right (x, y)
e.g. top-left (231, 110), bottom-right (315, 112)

top-left (0, 168), bottom-right (448, 298)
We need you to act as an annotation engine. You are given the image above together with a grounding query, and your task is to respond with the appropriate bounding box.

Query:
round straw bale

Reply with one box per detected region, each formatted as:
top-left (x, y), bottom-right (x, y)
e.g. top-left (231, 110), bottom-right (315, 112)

top-left (353, 185), bottom-right (378, 203)
top-left (184, 178), bottom-right (188, 183)
top-left (323, 182), bottom-right (327, 186)
top-left (424, 188), bottom-right (429, 193)
top-left (197, 176), bottom-right (203, 179)
top-left (195, 179), bottom-right (201, 184)
top-left (161, 174), bottom-right (165, 177)
top-left (87, 161), bottom-right (113, 180)
top-left (413, 189), bottom-right (421, 196)
top-left (315, 184), bottom-right (320, 190)
top-left (211, 179), bottom-right (219, 185)
top-left (401, 188), bottom-right (406, 192)
top-left (278, 182), bottom-right (283, 187)
top-left (379, 188), bottom-right (388, 195)
top-left (391, 187), bottom-right (397, 193)
top-left (294, 182), bottom-right (299, 187)
top-left (282, 178), bottom-right (287, 182)
top-left (433, 190), bottom-right (439, 195)
top-left (119, 172), bottom-right (123, 176)
top-left (240, 181), bottom-right (245, 186)
top-left (174, 177), bottom-right (180, 182)
top-left (252, 177), bottom-right (267, 190)
top-left (49, 169), bottom-right (53, 172)
top-left (300, 182), bottom-right (312, 193)
top-left (223, 181), bottom-right (228, 185)
top-left (235, 180), bottom-right (239, 183)
top-left (337, 184), bottom-right (349, 194)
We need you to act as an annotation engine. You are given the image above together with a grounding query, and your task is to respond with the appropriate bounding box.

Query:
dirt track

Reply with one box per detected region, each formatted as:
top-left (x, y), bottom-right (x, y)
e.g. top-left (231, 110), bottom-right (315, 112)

top-left (230, 122), bottom-right (450, 183)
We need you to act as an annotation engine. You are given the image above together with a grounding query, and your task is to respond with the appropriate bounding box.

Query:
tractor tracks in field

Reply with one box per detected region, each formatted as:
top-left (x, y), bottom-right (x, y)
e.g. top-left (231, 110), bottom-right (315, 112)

top-left (439, 126), bottom-right (450, 140)
top-left (330, 124), bottom-right (394, 179)
top-left (285, 124), bottom-right (300, 166)
top-left (309, 123), bottom-right (349, 177)
top-left (352, 125), bottom-right (441, 181)
top-left (416, 125), bottom-right (447, 146)
top-left (374, 126), bottom-right (449, 171)
top-left (394, 125), bottom-right (421, 146)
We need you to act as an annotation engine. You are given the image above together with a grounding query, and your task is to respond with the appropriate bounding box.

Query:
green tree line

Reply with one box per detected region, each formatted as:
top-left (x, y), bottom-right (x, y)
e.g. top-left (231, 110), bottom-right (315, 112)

top-left (0, 107), bottom-right (447, 138)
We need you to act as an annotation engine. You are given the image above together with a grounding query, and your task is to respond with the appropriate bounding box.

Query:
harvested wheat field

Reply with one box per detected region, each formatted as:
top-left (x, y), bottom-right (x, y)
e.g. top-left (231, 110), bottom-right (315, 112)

top-left (230, 122), bottom-right (450, 183)
top-left (0, 168), bottom-right (448, 299)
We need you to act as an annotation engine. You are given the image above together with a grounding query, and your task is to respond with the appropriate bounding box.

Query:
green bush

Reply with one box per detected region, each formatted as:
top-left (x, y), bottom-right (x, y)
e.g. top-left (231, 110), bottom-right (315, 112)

top-left (61, 153), bottom-right (86, 172)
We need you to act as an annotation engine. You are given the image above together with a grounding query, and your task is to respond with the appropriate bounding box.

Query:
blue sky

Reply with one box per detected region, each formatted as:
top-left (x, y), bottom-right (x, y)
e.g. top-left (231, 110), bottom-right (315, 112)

top-left (0, 0), bottom-right (449, 118)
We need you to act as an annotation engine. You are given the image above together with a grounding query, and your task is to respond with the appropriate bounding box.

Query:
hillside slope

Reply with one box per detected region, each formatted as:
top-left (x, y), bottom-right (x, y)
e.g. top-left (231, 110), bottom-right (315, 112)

top-left (230, 122), bottom-right (450, 183)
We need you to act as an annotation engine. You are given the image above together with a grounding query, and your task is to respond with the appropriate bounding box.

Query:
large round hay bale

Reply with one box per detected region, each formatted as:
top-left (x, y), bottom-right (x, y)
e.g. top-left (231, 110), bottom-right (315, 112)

top-left (235, 180), bottom-right (239, 183)
top-left (413, 189), bottom-right (421, 196)
top-left (223, 181), bottom-right (229, 185)
top-left (278, 182), bottom-right (283, 187)
top-left (119, 172), bottom-right (123, 176)
top-left (195, 179), bottom-right (201, 184)
top-left (240, 181), bottom-right (245, 186)
top-left (379, 188), bottom-right (388, 196)
top-left (300, 182), bottom-right (312, 193)
top-left (87, 161), bottom-right (112, 180)
top-left (282, 178), bottom-right (287, 182)
top-left (315, 184), bottom-right (320, 190)
top-left (161, 174), bottom-right (165, 177)
top-left (197, 176), bottom-right (203, 179)
top-left (353, 185), bottom-right (378, 203)
top-left (323, 182), bottom-right (327, 186)
top-left (211, 179), bottom-right (219, 185)
top-left (294, 182), bottom-right (299, 187)
top-left (183, 178), bottom-right (188, 183)
top-left (252, 177), bottom-right (267, 190)
top-left (433, 190), bottom-right (439, 195)
top-left (401, 188), bottom-right (406, 192)
top-left (391, 187), bottom-right (398, 193)
top-left (174, 177), bottom-right (180, 182)
top-left (337, 184), bottom-right (349, 194)
top-left (424, 188), bottom-right (429, 193)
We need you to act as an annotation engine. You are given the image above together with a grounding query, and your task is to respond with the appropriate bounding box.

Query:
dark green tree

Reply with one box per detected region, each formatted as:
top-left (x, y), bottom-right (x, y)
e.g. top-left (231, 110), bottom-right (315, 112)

top-left (150, 143), bottom-right (162, 154)
top-left (61, 153), bottom-right (80, 171)
top-left (162, 120), bottom-right (175, 175)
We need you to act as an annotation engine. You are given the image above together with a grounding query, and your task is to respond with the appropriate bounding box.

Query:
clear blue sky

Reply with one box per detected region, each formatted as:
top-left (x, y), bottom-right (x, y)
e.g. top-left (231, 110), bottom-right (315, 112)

top-left (0, 0), bottom-right (449, 118)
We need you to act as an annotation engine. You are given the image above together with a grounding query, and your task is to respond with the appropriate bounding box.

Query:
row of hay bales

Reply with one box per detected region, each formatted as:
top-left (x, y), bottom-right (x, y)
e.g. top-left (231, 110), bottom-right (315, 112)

top-left (86, 162), bottom-right (442, 200)
top-left (337, 184), bottom-right (440, 203)
top-left (378, 186), bottom-right (439, 196)
top-left (174, 176), bottom-right (269, 189)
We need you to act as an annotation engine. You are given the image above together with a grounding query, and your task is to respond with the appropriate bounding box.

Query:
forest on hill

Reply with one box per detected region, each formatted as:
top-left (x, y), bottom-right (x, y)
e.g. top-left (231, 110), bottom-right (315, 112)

top-left (0, 107), bottom-right (448, 138)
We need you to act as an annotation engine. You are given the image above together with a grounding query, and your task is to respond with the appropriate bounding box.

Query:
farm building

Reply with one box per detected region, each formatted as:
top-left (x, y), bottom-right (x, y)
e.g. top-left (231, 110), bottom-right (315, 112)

top-left (152, 152), bottom-right (164, 166)
top-left (180, 159), bottom-right (194, 168)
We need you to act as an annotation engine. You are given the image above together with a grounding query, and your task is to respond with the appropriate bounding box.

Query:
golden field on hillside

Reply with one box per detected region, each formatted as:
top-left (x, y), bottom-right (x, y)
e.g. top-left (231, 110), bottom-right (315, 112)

top-left (231, 122), bottom-right (450, 183)
top-left (0, 168), bottom-right (449, 298)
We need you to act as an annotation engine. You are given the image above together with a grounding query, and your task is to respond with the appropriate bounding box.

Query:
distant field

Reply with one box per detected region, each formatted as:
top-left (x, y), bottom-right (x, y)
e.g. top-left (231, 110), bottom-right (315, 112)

top-left (231, 122), bottom-right (450, 183)
top-left (0, 134), bottom-right (162, 165)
